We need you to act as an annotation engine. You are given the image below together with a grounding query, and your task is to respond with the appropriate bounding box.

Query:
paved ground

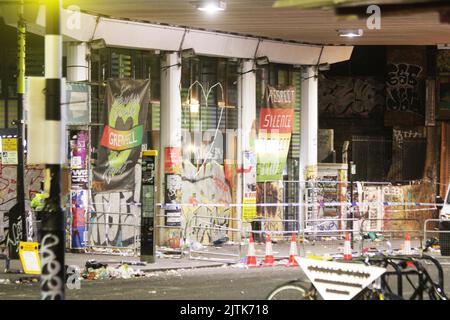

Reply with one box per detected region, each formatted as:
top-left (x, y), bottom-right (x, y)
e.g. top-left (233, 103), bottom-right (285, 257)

top-left (0, 266), bottom-right (314, 300)
top-left (0, 236), bottom-right (443, 300)
top-left (1, 256), bottom-right (449, 300)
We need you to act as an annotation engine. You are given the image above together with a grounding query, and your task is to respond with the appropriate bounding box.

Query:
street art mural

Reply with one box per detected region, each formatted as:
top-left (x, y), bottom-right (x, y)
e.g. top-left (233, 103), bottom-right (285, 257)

top-left (181, 160), bottom-right (232, 245)
top-left (386, 63), bottom-right (423, 113)
top-left (0, 165), bottom-right (44, 251)
top-left (318, 76), bottom-right (384, 118)
top-left (88, 164), bottom-right (141, 248)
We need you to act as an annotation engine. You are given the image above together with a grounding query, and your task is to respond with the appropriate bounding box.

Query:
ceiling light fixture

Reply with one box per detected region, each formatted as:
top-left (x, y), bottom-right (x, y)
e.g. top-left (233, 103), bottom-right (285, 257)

top-left (255, 56), bottom-right (270, 66)
top-left (181, 48), bottom-right (196, 59)
top-left (337, 29), bottom-right (363, 38)
top-left (196, 0), bottom-right (227, 13)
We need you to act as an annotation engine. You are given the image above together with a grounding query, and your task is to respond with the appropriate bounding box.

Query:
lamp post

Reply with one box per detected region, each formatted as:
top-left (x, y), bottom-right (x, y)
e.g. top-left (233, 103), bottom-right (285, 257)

top-left (348, 160), bottom-right (355, 248)
top-left (7, 0), bottom-right (27, 261)
top-left (40, 0), bottom-right (65, 300)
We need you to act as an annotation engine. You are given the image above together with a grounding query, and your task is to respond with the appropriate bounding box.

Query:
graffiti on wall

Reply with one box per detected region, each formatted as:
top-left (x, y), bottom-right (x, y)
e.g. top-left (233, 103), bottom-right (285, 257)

top-left (392, 128), bottom-right (423, 148)
top-left (181, 161), bottom-right (232, 245)
top-left (255, 181), bottom-right (284, 238)
top-left (386, 63), bottom-right (423, 113)
top-left (0, 166), bottom-right (44, 211)
top-left (89, 164), bottom-right (141, 248)
top-left (319, 76), bottom-right (384, 118)
top-left (0, 165), bottom-right (44, 250)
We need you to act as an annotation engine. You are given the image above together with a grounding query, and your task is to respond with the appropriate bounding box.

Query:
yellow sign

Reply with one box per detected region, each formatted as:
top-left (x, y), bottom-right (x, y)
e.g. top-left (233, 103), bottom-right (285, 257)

top-left (2, 138), bottom-right (18, 151)
top-left (19, 241), bottom-right (41, 275)
top-left (243, 197), bottom-right (257, 222)
top-left (142, 150), bottom-right (158, 157)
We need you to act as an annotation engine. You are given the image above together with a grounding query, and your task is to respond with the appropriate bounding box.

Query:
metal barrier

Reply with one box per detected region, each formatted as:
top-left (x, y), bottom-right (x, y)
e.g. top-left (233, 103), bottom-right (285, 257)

top-left (84, 205), bottom-right (141, 256)
top-left (360, 218), bottom-right (423, 254)
top-left (423, 219), bottom-right (450, 265)
top-left (301, 218), bottom-right (359, 257)
top-left (188, 210), bottom-right (242, 263)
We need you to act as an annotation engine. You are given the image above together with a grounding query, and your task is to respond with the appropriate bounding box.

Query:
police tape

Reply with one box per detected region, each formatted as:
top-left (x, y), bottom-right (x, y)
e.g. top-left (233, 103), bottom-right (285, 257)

top-left (157, 201), bottom-right (442, 209)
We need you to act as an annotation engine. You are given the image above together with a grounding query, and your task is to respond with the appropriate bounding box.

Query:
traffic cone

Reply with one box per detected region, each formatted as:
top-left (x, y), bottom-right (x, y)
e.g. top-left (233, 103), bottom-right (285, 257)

top-left (246, 233), bottom-right (258, 268)
top-left (343, 232), bottom-right (352, 261)
top-left (262, 233), bottom-right (275, 267)
top-left (404, 233), bottom-right (415, 268)
top-left (286, 233), bottom-right (299, 267)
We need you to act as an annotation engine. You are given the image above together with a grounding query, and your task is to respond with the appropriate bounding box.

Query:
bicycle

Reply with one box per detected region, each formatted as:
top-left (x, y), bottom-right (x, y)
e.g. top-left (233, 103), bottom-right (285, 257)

top-left (267, 254), bottom-right (448, 300)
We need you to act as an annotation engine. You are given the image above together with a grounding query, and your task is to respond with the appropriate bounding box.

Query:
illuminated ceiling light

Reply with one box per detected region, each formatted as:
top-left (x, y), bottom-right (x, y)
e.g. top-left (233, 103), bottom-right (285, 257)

top-left (337, 29), bottom-right (363, 38)
top-left (190, 98), bottom-right (200, 113)
top-left (196, 0), bottom-right (227, 13)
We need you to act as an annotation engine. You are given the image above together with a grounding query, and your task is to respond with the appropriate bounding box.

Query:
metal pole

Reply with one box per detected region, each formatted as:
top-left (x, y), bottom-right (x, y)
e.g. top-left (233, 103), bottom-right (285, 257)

top-left (349, 160), bottom-right (354, 249)
top-left (8, 0), bottom-right (27, 260)
top-left (40, 0), bottom-right (65, 300)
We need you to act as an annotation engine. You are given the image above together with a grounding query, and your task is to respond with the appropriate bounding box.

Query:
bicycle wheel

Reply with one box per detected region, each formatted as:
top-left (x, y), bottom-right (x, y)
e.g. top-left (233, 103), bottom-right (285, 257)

top-left (267, 281), bottom-right (317, 300)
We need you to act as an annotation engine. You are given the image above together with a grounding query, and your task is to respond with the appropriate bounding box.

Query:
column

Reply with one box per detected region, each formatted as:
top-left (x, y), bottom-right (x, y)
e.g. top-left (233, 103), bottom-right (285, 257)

top-left (237, 59), bottom-right (257, 237)
top-left (66, 42), bottom-right (89, 81)
top-left (299, 66), bottom-right (318, 232)
top-left (66, 42), bottom-right (89, 251)
top-left (159, 52), bottom-right (182, 246)
top-left (41, 0), bottom-right (65, 300)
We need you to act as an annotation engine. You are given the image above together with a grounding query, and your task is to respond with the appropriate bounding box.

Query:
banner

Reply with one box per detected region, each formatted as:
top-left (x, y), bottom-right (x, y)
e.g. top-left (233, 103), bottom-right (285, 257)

top-left (256, 85), bottom-right (295, 182)
top-left (93, 79), bottom-right (150, 192)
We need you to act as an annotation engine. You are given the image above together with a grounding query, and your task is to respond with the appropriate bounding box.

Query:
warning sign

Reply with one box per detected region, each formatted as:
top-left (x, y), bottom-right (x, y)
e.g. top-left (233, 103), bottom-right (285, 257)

top-left (1, 137), bottom-right (18, 165)
top-left (296, 257), bottom-right (386, 300)
top-left (19, 241), bottom-right (41, 275)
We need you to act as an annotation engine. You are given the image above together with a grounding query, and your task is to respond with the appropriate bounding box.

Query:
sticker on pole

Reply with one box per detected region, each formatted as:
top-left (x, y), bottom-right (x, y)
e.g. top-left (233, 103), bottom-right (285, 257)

top-left (296, 257), bottom-right (386, 300)
top-left (19, 242), bottom-right (41, 275)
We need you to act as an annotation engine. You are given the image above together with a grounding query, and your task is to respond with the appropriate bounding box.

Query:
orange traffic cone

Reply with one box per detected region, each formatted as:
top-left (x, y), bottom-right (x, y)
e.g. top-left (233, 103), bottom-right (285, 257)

top-left (404, 233), bottom-right (415, 268)
top-left (286, 233), bottom-right (299, 267)
top-left (246, 233), bottom-right (258, 268)
top-left (343, 232), bottom-right (352, 261)
top-left (262, 233), bottom-right (275, 267)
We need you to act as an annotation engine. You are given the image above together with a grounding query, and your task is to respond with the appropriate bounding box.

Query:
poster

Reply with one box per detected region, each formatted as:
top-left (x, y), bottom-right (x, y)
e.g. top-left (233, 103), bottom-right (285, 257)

top-left (69, 130), bottom-right (89, 249)
top-left (256, 85), bottom-right (295, 182)
top-left (164, 147), bottom-right (182, 174)
top-left (93, 79), bottom-right (150, 192)
top-left (243, 150), bottom-right (257, 221)
top-left (1, 137), bottom-right (18, 165)
top-left (71, 189), bottom-right (88, 249)
top-left (165, 174), bottom-right (182, 227)
top-left (66, 83), bottom-right (90, 124)
top-left (361, 186), bottom-right (383, 232)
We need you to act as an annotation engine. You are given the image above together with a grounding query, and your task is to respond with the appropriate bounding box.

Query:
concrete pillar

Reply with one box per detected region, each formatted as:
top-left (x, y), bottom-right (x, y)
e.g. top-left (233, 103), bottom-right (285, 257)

top-left (237, 59), bottom-right (256, 237)
top-left (299, 66), bottom-right (318, 232)
top-left (66, 42), bottom-right (88, 82)
top-left (66, 42), bottom-right (89, 251)
top-left (159, 52), bottom-right (182, 245)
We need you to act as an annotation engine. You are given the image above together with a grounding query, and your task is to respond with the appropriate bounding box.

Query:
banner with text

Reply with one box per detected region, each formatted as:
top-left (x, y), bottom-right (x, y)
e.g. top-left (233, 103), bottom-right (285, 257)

top-left (257, 85), bottom-right (295, 182)
top-left (93, 79), bottom-right (150, 192)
